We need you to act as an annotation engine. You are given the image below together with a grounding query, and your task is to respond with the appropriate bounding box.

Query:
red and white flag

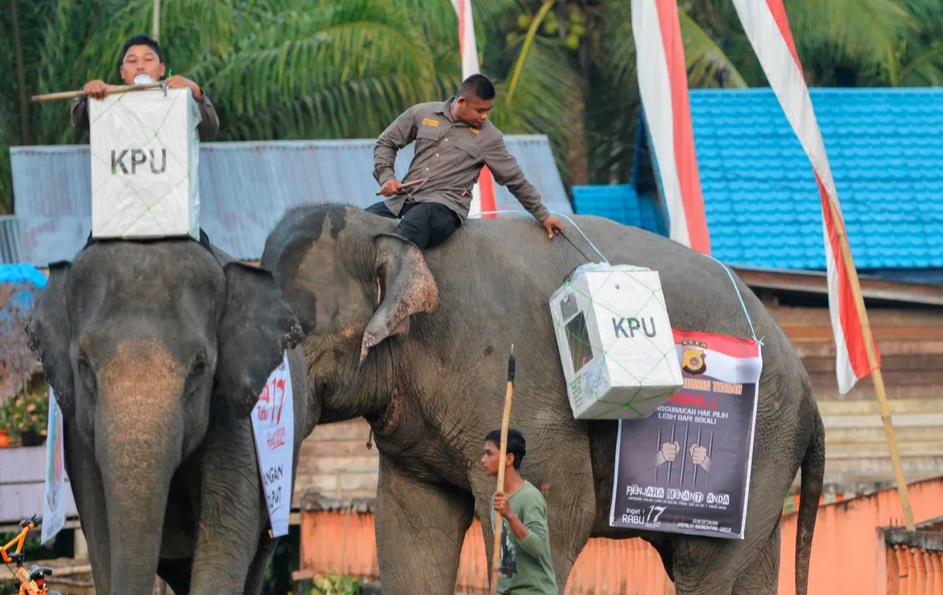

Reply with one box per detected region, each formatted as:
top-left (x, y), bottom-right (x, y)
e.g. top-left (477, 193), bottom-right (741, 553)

top-left (451, 0), bottom-right (497, 219)
top-left (732, 0), bottom-right (879, 393)
top-left (630, 0), bottom-right (710, 254)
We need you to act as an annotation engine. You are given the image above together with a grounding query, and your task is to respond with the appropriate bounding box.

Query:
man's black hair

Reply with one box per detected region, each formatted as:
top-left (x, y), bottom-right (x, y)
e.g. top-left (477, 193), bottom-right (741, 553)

top-left (485, 428), bottom-right (526, 470)
top-left (458, 74), bottom-right (496, 101)
top-left (119, 34), bottom-right (164, 71)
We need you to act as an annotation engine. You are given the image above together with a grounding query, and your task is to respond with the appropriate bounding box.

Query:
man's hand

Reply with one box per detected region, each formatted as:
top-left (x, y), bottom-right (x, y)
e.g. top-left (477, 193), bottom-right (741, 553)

top-left (82, 80), bottom-right (114, 100)
top-left (493, 491), bottom-right (512, 519)
top-left (380, 179), bottom-right (403, 197)
top-left (542, 215), bottom-right (564, 239)
top-left (166, 75), bottom-right (203, 99)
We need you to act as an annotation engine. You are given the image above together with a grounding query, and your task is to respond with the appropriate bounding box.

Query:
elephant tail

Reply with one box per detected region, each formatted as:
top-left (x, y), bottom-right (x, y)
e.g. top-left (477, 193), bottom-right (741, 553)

top-left (795, 398), bottom-right (826, 595)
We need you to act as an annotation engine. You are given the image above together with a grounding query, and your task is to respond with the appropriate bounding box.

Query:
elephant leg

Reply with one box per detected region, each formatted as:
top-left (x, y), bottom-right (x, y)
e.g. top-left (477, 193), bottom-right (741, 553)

top-left (157, 557), bottom-right (193, 594)
top-left (732, 520), bottom-right (781, 595)
top-left (64, 420), bottom-right (112, 593)
top-left (671, 514), bottom-right (783, 595)
top-left (243, 534), bottom-right (278, 595)
top-left (189, 407), bottom-right (265, 592)
top-left (375, 456), bottom-right (475, 594)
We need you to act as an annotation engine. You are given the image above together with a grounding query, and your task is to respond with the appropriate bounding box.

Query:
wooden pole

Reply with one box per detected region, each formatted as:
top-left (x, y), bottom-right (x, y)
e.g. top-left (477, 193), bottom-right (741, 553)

top-left (490, 348), bottom-right (516, 595)
top-left (31, 82), bottom-right (163, 103)
top-left (825, 197), bottom-right (915, 531)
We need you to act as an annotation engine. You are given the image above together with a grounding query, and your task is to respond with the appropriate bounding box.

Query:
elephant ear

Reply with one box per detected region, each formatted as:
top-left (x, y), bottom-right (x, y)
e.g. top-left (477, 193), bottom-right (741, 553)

top-left (360, 234), bottom-right (439, 362)
top-left (26, 262), bottom-right (75, 418)
top-left (215, 263), bottom-right (303, 418)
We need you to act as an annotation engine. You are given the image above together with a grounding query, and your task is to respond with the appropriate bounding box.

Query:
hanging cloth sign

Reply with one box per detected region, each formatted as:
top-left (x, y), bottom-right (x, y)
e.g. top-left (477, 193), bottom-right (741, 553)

top-left (250, 351), bottom-right (295, 538)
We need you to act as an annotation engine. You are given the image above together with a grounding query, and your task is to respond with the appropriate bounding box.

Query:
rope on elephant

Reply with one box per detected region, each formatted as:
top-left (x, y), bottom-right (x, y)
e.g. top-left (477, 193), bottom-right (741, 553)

top-left (474, 209), bottom-right (610, 264)
top-left (709, 255), bottom-right (763, 346)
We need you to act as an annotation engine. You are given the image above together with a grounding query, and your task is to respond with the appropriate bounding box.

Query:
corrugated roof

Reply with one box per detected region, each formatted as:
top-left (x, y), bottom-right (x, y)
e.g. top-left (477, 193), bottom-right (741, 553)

top-left (11, 136), bottom-right (572, 266)
top-left (686, 88), bottom-right (943, 270)
top-left (0, 217), bottom-right (21, 264)
top-left (571, 184), bottom-right (667, 235)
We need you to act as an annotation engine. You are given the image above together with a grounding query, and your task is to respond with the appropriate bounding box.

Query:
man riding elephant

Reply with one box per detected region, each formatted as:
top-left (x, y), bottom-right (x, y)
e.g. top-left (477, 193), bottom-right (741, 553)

top-left (368, 74), bottom-right (565, 250)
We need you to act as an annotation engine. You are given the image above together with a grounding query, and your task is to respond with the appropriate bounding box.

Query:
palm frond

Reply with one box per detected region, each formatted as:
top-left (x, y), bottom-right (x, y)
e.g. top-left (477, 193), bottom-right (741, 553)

top-left (679, 9), bottom-right (747, 89)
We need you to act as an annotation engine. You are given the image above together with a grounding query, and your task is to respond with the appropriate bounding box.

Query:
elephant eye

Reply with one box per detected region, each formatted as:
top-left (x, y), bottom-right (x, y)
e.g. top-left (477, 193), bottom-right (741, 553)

top-left (184, 357), bottom-right (207, 396)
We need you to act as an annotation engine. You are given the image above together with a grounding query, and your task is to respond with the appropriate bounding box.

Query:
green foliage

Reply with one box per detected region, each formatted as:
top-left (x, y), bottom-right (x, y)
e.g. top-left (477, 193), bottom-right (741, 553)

top-left (1, 384), bottom-right (49, 441)
top-left (307, 573), bottom-right (362, 595)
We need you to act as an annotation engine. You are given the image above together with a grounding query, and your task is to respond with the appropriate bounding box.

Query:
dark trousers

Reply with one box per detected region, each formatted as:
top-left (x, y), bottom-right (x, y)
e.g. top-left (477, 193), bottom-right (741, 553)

top-left (366, 200), bottom-right (461, 250)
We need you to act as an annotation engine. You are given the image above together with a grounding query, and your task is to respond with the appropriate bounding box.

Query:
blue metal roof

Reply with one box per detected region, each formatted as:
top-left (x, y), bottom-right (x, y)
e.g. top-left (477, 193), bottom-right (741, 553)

top-left (571, 184), bottom-right (667, 235)
top-left (687, 88), bottom-right (943, 271)
top-left (10, 136), bottom-right (573, 266)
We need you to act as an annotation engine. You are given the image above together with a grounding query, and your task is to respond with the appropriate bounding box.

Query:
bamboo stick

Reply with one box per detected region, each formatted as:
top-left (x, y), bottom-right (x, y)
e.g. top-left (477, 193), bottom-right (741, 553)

top-left (825, 197), bottom-right (914, 531)
top-left (490, 348), bottom-right (516, 595)
top-left (31, 82), bottom-right (163, 103)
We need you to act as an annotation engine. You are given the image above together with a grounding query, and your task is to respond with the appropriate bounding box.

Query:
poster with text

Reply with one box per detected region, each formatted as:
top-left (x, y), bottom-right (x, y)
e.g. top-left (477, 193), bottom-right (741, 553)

top-left (609, 330), bottom-right (761, 539)
top-left (250, 352), bottom-right (294, 538)
top-left (42, 386), bottom-right (67, 544)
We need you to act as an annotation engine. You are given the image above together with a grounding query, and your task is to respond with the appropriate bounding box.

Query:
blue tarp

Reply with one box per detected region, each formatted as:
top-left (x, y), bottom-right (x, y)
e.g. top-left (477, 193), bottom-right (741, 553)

top-left (0, 264), bottom-right (46, 325)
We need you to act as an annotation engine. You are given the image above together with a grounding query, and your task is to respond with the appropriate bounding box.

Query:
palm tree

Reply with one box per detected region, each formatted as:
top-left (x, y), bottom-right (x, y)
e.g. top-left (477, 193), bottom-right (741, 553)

top-left (491, 0), bottom-right (943, 187)
top-left (2, 0), bottom-right (943, 213)
top-left (0, 0), bottom-right (455, 213)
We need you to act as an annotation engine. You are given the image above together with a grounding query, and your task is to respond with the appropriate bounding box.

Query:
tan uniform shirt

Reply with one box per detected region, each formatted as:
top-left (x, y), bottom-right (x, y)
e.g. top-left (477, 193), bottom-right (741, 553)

top-left (71, 92), bottom-right (220, 140)
top-left (373, 97), bottom-right (549, 223)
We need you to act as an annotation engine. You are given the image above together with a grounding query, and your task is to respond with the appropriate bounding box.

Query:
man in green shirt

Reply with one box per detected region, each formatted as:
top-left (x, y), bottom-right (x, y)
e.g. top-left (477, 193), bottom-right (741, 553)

top-left (482, 428), bottom-right (558, 594)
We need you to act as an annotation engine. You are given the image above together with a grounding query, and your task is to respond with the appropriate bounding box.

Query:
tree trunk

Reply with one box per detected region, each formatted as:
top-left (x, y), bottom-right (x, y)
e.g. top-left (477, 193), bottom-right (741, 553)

top-left (564, 89), bottom-right (589, 188)
top-left (11, 0), bottom-right (32, 145)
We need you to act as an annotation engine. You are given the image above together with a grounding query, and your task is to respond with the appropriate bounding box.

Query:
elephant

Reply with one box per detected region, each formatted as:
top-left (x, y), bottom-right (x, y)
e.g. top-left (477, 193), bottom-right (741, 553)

top-left (261, 203), bottom-right (825, 595)
top-left (27, 239), bottom-right (317, 594)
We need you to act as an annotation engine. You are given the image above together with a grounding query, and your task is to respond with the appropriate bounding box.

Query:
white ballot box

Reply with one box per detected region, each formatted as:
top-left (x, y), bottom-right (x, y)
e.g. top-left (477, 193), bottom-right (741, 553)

top-left (549, 263), bottom-right (683, 420)
top-left (88, 87), bottom-right (200, 239)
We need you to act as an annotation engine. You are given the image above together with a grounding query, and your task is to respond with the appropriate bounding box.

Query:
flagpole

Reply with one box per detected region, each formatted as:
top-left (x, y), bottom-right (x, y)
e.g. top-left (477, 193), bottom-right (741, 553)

top-left (825, 198), bottom-right (914, 531)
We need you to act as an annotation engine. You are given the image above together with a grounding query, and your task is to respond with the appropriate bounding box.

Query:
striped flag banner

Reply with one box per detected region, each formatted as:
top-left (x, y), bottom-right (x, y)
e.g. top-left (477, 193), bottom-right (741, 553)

top-left (731, 0), bottom-right (879, 394)
top-left (630, 0), bottom-right (710, 254)
top-left (451, 0), bottom-right (497, 219)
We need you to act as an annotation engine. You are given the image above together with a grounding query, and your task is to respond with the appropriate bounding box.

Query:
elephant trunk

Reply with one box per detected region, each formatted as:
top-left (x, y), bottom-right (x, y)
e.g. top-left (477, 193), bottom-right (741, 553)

top-left (95, 343), bottom-right (186, 593)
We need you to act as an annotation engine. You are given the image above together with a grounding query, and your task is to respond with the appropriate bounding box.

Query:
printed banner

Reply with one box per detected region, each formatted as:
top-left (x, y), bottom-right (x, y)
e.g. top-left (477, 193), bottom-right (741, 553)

top-left (42, 386), bottom-right (67, 544)
top-left (609, 330), bottom-right (761, 539)
top-left (250, 352), bottom-right (294, 538)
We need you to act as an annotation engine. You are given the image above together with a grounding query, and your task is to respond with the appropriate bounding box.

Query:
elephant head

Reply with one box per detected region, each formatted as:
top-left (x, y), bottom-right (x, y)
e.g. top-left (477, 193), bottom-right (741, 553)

top-left (26, 240), bottom-right (300, 592)
top-left (261, 204), bottom-right (438, 421)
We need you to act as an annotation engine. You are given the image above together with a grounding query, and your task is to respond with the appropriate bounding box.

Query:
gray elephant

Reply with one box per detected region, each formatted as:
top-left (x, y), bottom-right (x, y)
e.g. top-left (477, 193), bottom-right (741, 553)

top-left (261, 204), bottom-right (825, 595)
top-left (27, 240), bottom-right (316, 594)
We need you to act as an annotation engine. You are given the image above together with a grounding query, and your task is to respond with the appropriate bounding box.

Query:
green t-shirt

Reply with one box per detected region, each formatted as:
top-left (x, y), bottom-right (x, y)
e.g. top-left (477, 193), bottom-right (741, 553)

top-left (490, 480), bottom-right (558, 594)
